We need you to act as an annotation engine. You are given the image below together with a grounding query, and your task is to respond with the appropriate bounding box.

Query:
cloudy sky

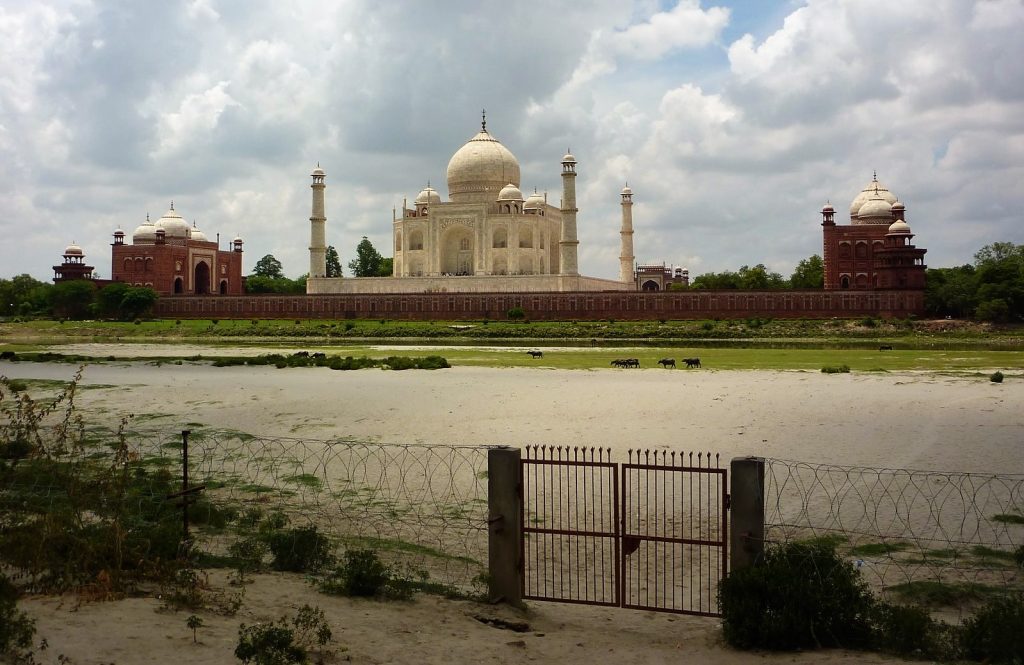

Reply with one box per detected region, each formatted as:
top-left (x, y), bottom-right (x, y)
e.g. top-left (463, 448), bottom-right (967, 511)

top-left (2, 0), bottom-right (1022, 281)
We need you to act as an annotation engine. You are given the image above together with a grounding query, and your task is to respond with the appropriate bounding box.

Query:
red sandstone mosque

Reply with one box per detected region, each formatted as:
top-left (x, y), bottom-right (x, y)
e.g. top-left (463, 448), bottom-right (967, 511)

top-left (821, 173), bottom-right (926, 290)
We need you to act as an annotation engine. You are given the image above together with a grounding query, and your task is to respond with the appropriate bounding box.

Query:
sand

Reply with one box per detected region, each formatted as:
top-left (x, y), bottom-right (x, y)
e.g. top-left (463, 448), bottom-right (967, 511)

top-left (3, 356), bottom-right (1022, 664)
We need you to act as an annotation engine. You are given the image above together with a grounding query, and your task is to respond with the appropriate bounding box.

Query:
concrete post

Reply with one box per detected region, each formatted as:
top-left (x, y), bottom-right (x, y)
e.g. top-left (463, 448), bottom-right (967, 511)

top-left (488, 446), bottom-right (523, 607)
top-left (729, 456), bottom-right (765, 572)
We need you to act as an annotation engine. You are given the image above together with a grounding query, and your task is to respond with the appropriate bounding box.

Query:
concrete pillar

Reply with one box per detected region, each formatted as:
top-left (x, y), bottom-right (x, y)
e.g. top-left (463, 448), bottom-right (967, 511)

top-left (488, 446), bottom-right (523, 607)
top-left (729, 456), bottom-right (765, 572)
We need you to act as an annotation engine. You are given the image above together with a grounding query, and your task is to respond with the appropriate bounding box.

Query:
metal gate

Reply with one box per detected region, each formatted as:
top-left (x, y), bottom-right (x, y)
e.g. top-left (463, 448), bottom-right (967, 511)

top-left (520, 446), bottom-right (728, 616)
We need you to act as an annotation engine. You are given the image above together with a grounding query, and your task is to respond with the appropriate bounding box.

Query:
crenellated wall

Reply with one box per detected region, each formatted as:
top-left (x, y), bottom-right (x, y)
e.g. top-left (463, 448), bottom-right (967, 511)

top-left (154, 289), bottom-right (925, 321)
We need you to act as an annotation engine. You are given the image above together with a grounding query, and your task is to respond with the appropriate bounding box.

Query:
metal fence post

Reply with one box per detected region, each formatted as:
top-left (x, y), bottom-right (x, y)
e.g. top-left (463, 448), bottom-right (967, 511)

top-left (729, 456), bottom-right (765, 573)
top-left (488, 446), bottom-right (523, 607)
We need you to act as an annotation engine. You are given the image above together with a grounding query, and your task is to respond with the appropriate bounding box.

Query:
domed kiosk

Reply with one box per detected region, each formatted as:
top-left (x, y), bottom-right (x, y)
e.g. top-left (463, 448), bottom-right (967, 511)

top-left (305, 112), bottom-right (634, 294)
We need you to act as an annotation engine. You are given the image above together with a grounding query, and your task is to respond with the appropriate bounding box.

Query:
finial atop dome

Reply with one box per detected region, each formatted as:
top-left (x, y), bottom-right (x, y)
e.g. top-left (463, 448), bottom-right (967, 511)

top-left (481, 108), bottom-right (487, 132)
top-left (170, 200), bottom-right (174, 210)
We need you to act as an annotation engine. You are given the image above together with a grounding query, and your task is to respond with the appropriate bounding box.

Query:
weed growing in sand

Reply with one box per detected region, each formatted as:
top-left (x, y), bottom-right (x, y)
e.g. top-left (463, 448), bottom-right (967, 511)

top-left (235, 604), bottom-right (332, 665)
top-left (267, 525), bottom-right (335, 573)
top-left (186, 615), bottom-right (203, 643)
top-left (962, 592), bottom-right (1024, 663)
top-left (990, 371), bottom-right (1004, 383)
top-left (821, 364), bottom-right (851, 373)
top-left (228, 537), bottom-right (268, 584)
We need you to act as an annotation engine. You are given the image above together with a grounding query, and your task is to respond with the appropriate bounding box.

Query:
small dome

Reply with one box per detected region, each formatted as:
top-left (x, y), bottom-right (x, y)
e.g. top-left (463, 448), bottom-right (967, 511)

top-left (891, 201), bottom-right (905, 210)
top-left (562, 151), bottom-right (576, 163)
top-left (132, 216), bottom-right (157, 243)
top-left (888, 220), bottom-right (912, 234)
top-left (414, 185), bottom-right (441, 205)
top-left (858, 196), bottom-right (893, 221)
top-left (497, 182), bottom-right (524, 201)
top-left (233, 236), bottom-right (243, 244)
top-left (64, 243), bottom-right (83, 256)
top-left (621, 185), bottom-right (633, 196)
top-left (113, 228), bottom-right (124, 236)
top-left (190, 224), bottom-right (208, 242)
top-left (524, 190), bottom-right (545, 210)
top-left (311, 166), bottom-right (325, 176)
top-left (822, 202), bottom-right (834, 212)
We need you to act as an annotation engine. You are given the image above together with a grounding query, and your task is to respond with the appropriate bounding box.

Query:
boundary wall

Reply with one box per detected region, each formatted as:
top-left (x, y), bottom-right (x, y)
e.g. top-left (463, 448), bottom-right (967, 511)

top-left (154, 289), bottom-right (925, 321)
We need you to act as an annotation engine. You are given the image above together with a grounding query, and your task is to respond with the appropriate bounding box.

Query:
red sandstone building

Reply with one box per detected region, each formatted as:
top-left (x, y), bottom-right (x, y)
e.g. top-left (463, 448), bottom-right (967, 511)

top-left (821, 174), bottom-right (926, 290)
top-left (52, 243), bottom-right (96, 282)
top-left (111, 204), bottom-right (244, 295)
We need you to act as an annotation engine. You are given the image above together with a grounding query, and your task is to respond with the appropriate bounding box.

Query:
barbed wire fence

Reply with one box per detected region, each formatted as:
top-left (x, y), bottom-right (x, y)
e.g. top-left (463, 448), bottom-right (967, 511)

top-left (138, 430), bottom-right (491, 594)
top-left (763, 458), bottom-right (1024, 614)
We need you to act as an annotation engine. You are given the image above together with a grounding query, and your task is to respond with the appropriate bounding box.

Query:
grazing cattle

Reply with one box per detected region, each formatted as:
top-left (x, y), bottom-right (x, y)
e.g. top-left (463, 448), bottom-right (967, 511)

top-left (527, 350), bottom-right (544, 359)
top-left (0, 351), bottom-right (15, 360)
top-left (292, 351), bottom-right (310, 357)
top-left (311, 352), bottom-right (326, 359)
top-left (683, 357), bottom-right (701, 369)
top-left (611, 359), bottom-right (625, 367)
top-left (879, 345), bottom-right (893, 351)
top-left (658, 358), bottom-right (676, 369)
top-left (626, 358), bottom-right (640, 368)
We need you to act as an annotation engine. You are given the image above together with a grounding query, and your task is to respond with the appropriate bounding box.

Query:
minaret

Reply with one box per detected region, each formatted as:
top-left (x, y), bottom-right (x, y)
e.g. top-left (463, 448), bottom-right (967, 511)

top-left (619, 184), bottom-right (634, 283)
top-left (309, 165), bottom-right (327, 279)
top-left (559, 150), bottom-right (579, 276)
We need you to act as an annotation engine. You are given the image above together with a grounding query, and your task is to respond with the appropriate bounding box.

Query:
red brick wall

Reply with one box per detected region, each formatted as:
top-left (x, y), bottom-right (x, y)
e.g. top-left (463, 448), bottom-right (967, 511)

top-left (153, 289), bottom-right (925, 321)
top-left (111, 242), bottom-right (243, 295)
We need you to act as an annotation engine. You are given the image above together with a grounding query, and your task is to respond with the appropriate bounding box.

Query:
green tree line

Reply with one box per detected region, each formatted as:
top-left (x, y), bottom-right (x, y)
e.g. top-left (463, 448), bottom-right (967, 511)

top-left (0, 276), bottom-right (157, 320)
top-left (926, 241), bottom-right (1024, 321)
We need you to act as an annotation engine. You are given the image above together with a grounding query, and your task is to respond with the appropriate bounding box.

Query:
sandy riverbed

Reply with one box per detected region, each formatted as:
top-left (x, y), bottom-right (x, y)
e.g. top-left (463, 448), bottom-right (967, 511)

top-left (3, 360), bottom-right (1022, 664)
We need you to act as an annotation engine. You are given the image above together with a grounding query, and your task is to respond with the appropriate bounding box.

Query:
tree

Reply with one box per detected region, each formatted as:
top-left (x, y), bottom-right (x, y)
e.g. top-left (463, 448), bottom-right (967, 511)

top-left (119, 287), bottom-right (158, 319)
top-left (50, 280), bottom-right (96, 319)
top-left (790, 255), bottom-right (824, 289)
top-left (325, 246), bottom-right (342, 278)
top-left (377, 257), bottom-right (393, 277)
top-left (737, 264), bottom-right (787, 289)
top-left (244, 276), bottom-right (305, 294)
top-left (252, 254), bottom-right (284, 279)
top-left (95, 282), bottom-right (129, 318)
top-left (347, 237), bottom-right (383, 277)
top-left (0, 274), bottom-right (48, 316)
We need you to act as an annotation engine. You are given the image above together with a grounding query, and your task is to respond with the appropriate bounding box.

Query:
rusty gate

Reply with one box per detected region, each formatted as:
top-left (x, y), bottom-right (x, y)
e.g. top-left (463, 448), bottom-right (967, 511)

top-left (520, 446), bottom-right (728, 616)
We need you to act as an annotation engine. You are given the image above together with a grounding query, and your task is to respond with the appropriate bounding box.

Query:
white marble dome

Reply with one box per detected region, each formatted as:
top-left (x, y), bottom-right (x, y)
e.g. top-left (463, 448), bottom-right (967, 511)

top-left (446, 128), bottom-right (521, 204)
top-left (64, 243), bottom-right (83, 256)
top-left (857, 195), bottom-right (894, 221)
top-left (132, 216), bottom-right (157, 243)
top-left (190, 224), bottom-right (208, 242)
top-left (524, 190), bottom-right (545, 210)
top-left (497, 182), bottom-right (524, 202)
top-left (888, 220), bottom-right (912, 234)
top-left (850, 175), bottom-right (897, 218)
top-left (155, 205), bottom-right (190, 238)
top-left (414, 185), bottom-right (441, 205)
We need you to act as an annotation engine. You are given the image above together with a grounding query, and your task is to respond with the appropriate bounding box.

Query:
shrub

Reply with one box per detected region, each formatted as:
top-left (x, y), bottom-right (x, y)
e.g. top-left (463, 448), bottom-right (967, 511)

top-left (962, 592), bottom-right (1024, 663)
top-left (1015, 544), bottom-right (1024, 569)
top-left (267, 526), bottom-right (334, 573)
top-left (991, 371), bottom-right (1004, 383)
top-left (507, 306), bottom-right (525, 321)
top-left (344, 322), bottom-right (355, 331)
top-left (235, 604), bottom-right (331, 665)
top-left (320, 549), bottom-right (414, 600)
top-left (0, 575), bottom-right (36, 662)
top-left (821, 365), bottom-right (851, 374)
top-left (719, 541), bottom-right (875, 650)
top-left (871, 601), bottom-right (956, 659)
top-left (228, 537), bottom-right (268, 583)
top-left (859, 316), bottom-right (877, 328)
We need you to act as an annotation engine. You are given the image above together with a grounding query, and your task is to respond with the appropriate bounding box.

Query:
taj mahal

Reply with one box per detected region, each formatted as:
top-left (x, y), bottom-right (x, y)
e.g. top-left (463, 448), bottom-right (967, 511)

top-left (306, 115), bottom-right (636, 294)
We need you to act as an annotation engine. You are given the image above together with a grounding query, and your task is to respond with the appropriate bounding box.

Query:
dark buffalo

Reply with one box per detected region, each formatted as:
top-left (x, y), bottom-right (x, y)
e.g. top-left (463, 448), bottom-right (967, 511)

top-left (658, 358), bottom-right (676, 369)
top-left (683, 357), bottom-right (701, 369)
top-left (879, 345), bottom-right (893, 351)
top-left (527, 350), bottom-right (544, 359)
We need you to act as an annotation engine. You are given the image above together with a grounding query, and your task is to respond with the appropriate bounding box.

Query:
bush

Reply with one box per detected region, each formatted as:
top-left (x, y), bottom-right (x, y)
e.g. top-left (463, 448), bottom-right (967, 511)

top-left (267, 526), bottom-right (334, 573)
top-left (0, 575), bottom-right (36, 662)
top-left (871, 601), bottom-right (957, 659)
top-left (235, 604), bottom-right (331, 665)
top-left (507, 306), bottom-right (526, 321)
top-left (821, 365), bottom-right (851, 374)
top-left (320, 549), bottom-right (414, 600)
top-left (962, 592), bottom-right (1024, 663)
top-left (991, 371), bottom-right (1004, 383)
top-left (719, 541), bottom-right (875, 650)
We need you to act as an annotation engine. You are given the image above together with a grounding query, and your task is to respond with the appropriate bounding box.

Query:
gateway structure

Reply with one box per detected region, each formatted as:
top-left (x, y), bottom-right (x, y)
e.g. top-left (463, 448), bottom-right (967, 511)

top-left (306, 117), bottom-right (634, 294)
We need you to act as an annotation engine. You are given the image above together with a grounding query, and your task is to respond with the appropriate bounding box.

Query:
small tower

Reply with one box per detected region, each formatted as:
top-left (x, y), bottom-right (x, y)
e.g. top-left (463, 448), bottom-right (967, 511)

top-left (619, 184), bottom-right (634, 284)
top-left (53, 243), bottom-right (94, 282)
top-left (559, 150), bottom-right (579, 276)
top-left (820, 201), bottom-right (837, 289)
top-left (309, 165), bottom-right (328, 279)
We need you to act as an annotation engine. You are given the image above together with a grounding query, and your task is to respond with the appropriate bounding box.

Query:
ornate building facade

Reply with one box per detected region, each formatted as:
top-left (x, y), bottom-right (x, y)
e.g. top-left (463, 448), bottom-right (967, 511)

top-left (822, 174), bottom-right (927, 290)
top-left (306, 117), bottom-right (633, 294)
top-left (111, 204), bottom-right (245, 296)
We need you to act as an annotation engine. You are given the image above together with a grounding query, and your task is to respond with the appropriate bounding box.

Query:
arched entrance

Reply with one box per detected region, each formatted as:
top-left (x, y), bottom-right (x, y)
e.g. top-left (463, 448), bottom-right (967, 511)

top-left (194, 261), bottom-right (210, 294)
top-left (174, 277), bottom-right (184, 294)
top-left (441, 227), bottom-right (474, 275)
top-left (642, 280), bottom-right (660, 291)
top-left (219, 280), bottom-right (228, 294)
